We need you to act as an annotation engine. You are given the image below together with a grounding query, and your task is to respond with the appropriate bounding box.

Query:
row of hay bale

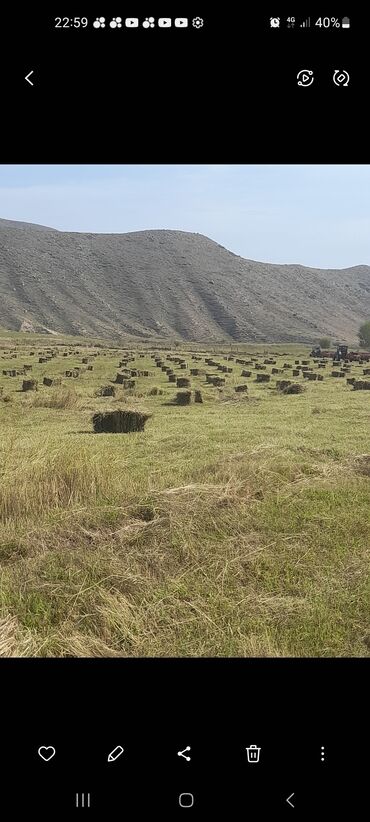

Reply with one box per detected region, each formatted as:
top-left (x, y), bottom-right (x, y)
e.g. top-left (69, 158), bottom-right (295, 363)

top-left (351, 380), bottom-right (370, 390)
top-left (175, 390), bottom-right (203, 405)
top-left (115, 373), bottom-right (136, 388)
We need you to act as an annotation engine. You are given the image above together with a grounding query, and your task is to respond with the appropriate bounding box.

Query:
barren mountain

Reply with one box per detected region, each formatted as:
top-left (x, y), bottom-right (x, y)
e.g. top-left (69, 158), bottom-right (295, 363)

top-left (0, 218), bottom-right (369, 343)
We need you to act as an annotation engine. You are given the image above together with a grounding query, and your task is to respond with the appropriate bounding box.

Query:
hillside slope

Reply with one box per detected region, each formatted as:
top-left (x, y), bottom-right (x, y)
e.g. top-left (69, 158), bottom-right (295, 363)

top-left (0, 218), bottom-right (369, 342)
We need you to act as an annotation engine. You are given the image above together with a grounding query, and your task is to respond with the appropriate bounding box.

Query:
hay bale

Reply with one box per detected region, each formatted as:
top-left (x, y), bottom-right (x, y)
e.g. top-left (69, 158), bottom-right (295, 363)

top-left (352, 380), bottom-right (370, 391)
top-left (115, 372), bottom-right (125, 384)
top-left (206, 376), bottom-right (225, 386)
top-left (87, 365), bottom-right (93, 371)
top-left (43, 377), bottom-right (54, 387)
top-left (38, 357), bottom-right (47, 363)
top-left (148, 386), bottom-right (160, 395)
top-left (346, 377), bottom-right (356, 386)
top-left (306, 373), bottom-right (318, 380)
top-left (271, 368), bottom-right (282, 374)
top-left (24, 364), bottom-right (33, 371)
top-left (175, 391), bottom-right (192, 405)
top-left (292, 369), bottom-right (300, 376)
top-left (276, 380), bottom-right (292, 391)
top-left (255, 364), bottom-right (266, 370)
top-left (95, 385), bottom-right (116, 397)
top-left (194, 390), bottom-right (203, 403)
top-left (235, 384), bottom-right (248, 392)
top-left (227, 367), bottom-right (233, 373)
top-left (363, 368), bottom-right (370, 376)
top-left (22, 379), bottom-right (38, 392)
top-left (168, 374), bottom-right (176, 382)
top-left (283, 363), bottom-right (292, 369)
top-left (331, 371), bottom-right (343, 377)
top-left (190, 368), bottom-right (200, 376)
top-left (283, 383), bottom-right (305, 394)
top-left (92, 409), bottom-right (151, 433)
top-left (241, 370), bottom-right (251, 377)
top-left (256, 373), bottom-right (270, 382)
top-left (302, 360), bottom-right (309, 365)
top-left (82, 357), bottom-right (88, 364)
top-left (317, 375), bottom-right (324, 381)
top-left (177, 377), bottom-right (190, 388)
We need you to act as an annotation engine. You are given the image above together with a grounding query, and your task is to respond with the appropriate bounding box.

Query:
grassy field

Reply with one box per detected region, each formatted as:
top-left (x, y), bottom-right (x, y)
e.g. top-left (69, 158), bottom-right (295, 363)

top-left (0, 335), bottom-right (369, 657)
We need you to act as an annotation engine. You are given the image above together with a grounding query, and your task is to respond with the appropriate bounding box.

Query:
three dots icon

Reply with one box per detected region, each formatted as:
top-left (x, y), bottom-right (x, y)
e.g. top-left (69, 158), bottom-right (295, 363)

top-left (321, 746), bottom-right (325, 762)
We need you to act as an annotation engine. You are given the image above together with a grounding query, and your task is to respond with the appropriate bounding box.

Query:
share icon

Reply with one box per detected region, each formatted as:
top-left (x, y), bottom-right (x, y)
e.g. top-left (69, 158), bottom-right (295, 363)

top-left (178, 746), bottom-right (191, 761)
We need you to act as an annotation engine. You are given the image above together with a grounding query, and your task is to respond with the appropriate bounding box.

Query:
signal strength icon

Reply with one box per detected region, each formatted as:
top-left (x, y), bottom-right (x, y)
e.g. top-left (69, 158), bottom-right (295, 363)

top-left (300, 17), bottom-right (311, 28)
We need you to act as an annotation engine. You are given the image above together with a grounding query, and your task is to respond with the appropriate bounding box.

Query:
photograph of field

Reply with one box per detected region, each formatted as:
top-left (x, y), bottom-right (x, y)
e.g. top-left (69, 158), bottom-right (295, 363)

top-left (0, 165), bottom-right (369, 657)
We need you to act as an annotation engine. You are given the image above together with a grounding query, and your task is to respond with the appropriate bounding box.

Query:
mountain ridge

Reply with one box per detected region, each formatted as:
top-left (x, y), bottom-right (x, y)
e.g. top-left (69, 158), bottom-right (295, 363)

top-left (0, 218), bottom-right (369, 343)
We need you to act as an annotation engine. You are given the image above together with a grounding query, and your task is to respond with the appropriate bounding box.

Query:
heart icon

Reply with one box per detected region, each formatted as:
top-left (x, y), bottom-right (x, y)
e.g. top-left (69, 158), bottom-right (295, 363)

top-left (38, 746), bottom-right (56, 762)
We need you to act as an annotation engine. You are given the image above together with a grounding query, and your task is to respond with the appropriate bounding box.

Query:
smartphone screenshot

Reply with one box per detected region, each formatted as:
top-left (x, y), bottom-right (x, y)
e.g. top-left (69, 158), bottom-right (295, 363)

top-left (0, 8), bottom-right (368, 817)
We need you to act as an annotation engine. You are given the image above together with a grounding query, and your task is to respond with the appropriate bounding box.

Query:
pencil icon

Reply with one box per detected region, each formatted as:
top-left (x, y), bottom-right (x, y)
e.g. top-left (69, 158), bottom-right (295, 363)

top-left (107, 745), bottom-right (124, 762)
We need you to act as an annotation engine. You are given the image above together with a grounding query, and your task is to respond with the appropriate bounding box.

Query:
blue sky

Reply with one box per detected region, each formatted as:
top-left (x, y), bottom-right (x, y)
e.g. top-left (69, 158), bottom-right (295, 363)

top-left (0, 165), bottom-right (369, 268)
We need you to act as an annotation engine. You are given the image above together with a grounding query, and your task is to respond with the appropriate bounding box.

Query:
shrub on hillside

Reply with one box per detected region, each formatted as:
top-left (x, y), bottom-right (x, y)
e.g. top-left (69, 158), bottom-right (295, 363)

top-left (319, 337), bottom-right (331, 349)
top-left (358, 321), bottom-right (370, 348)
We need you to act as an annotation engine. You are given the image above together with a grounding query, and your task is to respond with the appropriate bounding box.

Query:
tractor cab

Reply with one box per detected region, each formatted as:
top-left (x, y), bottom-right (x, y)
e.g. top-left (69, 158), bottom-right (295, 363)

top-left (334, 344), bottom-right (348, 362)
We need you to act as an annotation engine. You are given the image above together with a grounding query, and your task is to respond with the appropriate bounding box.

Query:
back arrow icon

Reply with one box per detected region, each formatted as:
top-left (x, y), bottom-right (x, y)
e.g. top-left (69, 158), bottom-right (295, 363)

top-left (286, 793), bottom-right (295, 808)
top-left (25, 71), bottom-right (34, 86)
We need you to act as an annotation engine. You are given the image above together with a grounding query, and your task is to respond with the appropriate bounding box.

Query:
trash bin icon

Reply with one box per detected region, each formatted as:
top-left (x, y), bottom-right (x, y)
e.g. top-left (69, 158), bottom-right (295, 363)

top-left (246, 744), bottom-right (261, 763)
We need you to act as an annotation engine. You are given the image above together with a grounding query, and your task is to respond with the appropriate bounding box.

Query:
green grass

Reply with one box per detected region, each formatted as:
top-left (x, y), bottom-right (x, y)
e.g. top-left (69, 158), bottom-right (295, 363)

top-left (0, 337), bottom-right (369, 657)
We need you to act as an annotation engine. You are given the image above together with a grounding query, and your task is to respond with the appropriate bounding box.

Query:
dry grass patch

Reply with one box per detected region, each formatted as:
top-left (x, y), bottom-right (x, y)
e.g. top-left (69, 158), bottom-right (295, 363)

top-left (27, 387), bottom-right (80, 409)
top-left (0, 340), bottom-right (369, 657)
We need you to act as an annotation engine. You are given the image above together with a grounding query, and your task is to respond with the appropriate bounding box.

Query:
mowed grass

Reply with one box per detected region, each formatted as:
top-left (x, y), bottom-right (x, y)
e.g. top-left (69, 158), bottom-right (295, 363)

top-left (0, 337), bottom-right (369, 657)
